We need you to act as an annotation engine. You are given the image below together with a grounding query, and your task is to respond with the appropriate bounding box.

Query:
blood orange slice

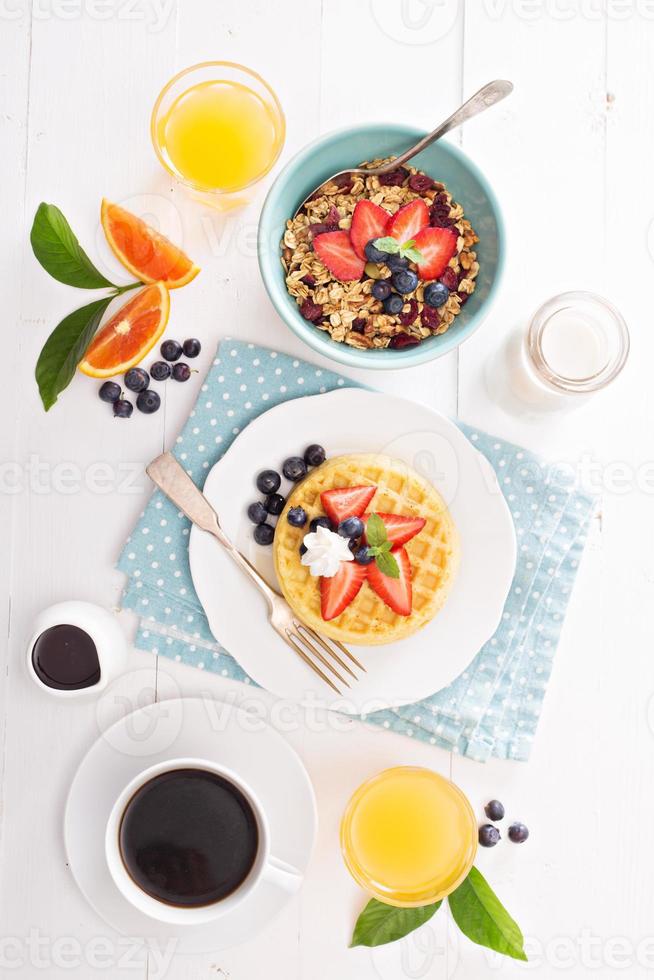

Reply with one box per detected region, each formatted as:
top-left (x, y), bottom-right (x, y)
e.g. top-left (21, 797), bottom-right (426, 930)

top-left (78, 282), bottom-right (170, 378)
top-left (101, 199), bottom-right (200, 289)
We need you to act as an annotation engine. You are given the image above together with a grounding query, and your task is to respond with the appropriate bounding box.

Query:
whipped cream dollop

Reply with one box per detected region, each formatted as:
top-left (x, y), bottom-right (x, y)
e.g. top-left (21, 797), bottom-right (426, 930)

top-left (300, 524), bottom-right (354, 578)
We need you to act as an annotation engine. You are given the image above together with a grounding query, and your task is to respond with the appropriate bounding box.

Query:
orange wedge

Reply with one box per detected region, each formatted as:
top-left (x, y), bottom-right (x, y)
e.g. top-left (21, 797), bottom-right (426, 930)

top-left (79, 282), bottom-right (170, 378)
top-left (101, 199), bottom-right (200, 289)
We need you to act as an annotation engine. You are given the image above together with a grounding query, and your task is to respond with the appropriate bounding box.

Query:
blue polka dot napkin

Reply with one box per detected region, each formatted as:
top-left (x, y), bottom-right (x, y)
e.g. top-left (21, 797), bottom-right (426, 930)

top-left (118, 340), bottom-right (598, 762)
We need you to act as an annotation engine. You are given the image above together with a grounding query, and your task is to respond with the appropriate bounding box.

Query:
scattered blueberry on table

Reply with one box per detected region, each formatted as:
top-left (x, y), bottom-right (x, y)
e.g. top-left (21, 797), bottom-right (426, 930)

top-left (124, 367), bottom-right (149, 392)
top-left (182, 338), bottom-right (201, 358)
top-left (172, 362), bottom-right (191, 382)
top-left (484, 799), bottom-right (505, 821)
top-left (508, 822), bottom-right (529, 844)
top-left (150, 360), bottom-right (171, 381)
top-left (161, 339), bottom-right (182, 362)
top-left (99, 381), bottom-right (121, 403)
top-left (479, 824), bottom-right (501, 848)
top-left (136, 389), bottom-right (160, 414)
top-left (253, 524), bottom-right (275, 546)
top-left (304, 444), bottom-right (326, 467)
top-left (113, 398), bottom-right (133, 419)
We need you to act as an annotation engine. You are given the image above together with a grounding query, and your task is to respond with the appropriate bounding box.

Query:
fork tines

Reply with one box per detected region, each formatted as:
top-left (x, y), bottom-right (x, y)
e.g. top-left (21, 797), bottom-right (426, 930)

top-left (285, 623), bottom-right (365, 695)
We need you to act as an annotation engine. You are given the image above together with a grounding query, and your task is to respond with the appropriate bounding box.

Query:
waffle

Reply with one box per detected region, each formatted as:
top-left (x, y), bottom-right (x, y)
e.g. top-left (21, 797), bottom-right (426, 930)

top-left (273, 453), bottom-right (460, 646)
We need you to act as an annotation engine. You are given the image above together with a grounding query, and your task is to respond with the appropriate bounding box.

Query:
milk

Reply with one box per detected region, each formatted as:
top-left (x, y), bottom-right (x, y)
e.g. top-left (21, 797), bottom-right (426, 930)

top-left (539, 309), bottom-right (608, 381)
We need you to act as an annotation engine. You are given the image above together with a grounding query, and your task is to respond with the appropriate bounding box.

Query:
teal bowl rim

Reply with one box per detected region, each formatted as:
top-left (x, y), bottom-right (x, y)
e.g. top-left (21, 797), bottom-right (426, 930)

top-left (258, 122), bottom-right (506, 370)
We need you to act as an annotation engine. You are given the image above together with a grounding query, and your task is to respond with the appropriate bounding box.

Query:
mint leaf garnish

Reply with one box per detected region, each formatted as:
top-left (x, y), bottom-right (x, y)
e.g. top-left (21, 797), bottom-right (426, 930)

top-left (400, 240), bottom-right (424, 263)
top-left (350, 898), bottom-right (442, 948)
top-left (372, 236), bottom-right (400, 255)
top-left (31, 203), bottom-right (116, 289)
top-left (365, 513), bottom-right (388, 548)
top-left (375, 550), bottom-right (400, 578)
top-left (448, 867), bottom-right (527, 962)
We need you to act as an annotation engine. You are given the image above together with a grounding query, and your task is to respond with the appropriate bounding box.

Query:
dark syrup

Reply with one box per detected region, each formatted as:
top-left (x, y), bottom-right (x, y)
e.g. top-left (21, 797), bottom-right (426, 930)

top-left (31, 624), bottom-right (101, 690)
top-left (118, 768), bottom-right (259, 907)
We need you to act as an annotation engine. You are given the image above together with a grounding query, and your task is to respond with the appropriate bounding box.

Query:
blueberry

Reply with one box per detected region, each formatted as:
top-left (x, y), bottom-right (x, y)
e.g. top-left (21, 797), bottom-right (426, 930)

top-left (253, 523), bottom-right (275, 546)
top-left (113, 399), bottom-right (133, 419)
top-left (304, 444), bottom-right (326, 467)
top-left (124, 367), bottom-right (150, 392)
top-left (478, 824), bottom-right (501, 848)
top-left (299, 543), bottom-right (308, 556)
top-left (386, 254), bottom-right (409, 271)
top-left (337, 516), bottom-right (364, 539)
top-left (182, 338), bottom-right (201, 358)
top-left (257, 470), bottom-right (281, 494)
top-left (484, 800), bottom-right (505, 822)
top-left (391, 269), bottom-right (419, 294)
top-left (287, 506), bottom-right (307, 527)
top-left (508, 822), bottom-right (529, 844)
top-left (99, 381), bottom-right (121, 403)
top-left (247, 501), bottom-right (268, 525)
top-left (354, 546), bottom-right (374, 565)
top-left (364, 240), bottom-right (391, 263)
top-left (136, 389), bottom-right (161, 414)
top-left (383, 294), bottom-right (404, 315)
top-left (424, 281), bottom-right (450, 308)
top-left (310, 516), bottom-right (333, 532)
top-left (282, 456), bottom-right (307, 482)
top-left (172, 362), bottom-right (191, 382)
top-left (150, 360), bottom-right (171, 381)
top-left (372, 280), bottom-right (392, 301)
top-left (160, 339), bottom-right (182, 362)
top-left (265, 493), bottom-right (285, 516)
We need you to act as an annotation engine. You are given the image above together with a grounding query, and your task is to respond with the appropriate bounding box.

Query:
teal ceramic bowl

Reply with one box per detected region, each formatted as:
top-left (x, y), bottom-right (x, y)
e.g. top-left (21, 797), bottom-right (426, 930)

top-left (258, 123), bottom-right (505, 370)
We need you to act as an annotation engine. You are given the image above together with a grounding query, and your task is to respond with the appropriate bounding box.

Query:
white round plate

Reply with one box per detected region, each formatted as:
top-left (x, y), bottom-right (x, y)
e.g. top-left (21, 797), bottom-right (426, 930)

top-left (64, 698), bottom-right (317, 953)
top-left (190, 389), bottom-right (516, 711)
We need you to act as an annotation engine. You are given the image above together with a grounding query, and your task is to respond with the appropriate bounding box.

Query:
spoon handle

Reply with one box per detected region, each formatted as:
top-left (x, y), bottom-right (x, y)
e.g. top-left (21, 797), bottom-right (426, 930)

top-left (380, 79), bottom-right (513, 173)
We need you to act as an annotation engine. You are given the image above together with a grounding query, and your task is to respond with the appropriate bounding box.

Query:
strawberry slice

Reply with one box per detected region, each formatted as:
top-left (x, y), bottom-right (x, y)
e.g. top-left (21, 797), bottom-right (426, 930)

top-left (365, 513), bottom-right (426, 547)
top-left (367, 546), bottom-right (413, 616)
top-left (413, 226), bottom-right (458, 280)
top-left (349, 200), bottom-right (390, 260)
top-left (386, 199), bottom-right (429, 243)
top-left (313, 231), bottom-right (365, 282)
top-left (321, 485), bottom-right (376, 525)
top-left (321, 561), bottom-right (367, 621)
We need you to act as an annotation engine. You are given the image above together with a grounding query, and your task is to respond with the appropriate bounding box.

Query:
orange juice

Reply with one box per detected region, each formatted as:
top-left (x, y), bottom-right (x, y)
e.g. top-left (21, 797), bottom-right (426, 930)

top-left (340, 767), bottom-right (477, 907)
top-left (152, 63), bottom-right (285, 194)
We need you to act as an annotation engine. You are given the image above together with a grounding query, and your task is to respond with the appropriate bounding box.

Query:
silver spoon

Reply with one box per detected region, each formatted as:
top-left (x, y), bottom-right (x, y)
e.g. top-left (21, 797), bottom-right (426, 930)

top-left (294, 79), bottom-right (513, 215)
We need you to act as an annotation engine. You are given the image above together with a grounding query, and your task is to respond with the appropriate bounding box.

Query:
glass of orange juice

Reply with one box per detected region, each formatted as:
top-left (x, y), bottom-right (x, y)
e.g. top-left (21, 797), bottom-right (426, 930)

top-left (340, 767), bottom-right (478, 907)
top-left (151, 61), bottom-right (285, 202)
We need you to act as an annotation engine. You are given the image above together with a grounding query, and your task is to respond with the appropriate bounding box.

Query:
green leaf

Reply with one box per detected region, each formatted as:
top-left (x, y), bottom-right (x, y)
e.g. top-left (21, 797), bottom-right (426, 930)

top-left (375, 549), bottom-right (400, 578)
top-left (350, 898), bottom-right (442, 948)
top-left (35, 297), bottom-right (113, 410)
top-left (400, 242), bottom-right (424, 263)
top-left (372, 236), bottom-right (400, 255)
top-left (31, 203), bottom-right (115, 289)
top-left (448, 866), bottom-right (527, 962)
top-left (365, 513), bottom-right (388, 549)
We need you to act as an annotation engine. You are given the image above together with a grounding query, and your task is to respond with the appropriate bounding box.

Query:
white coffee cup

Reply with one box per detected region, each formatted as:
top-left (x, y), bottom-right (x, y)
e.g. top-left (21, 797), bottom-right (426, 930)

top-left (105, 757), bottom-right (301, 924)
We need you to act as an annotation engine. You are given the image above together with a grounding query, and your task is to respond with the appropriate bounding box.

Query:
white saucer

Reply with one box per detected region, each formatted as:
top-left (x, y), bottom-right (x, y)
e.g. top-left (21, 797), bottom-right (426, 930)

top-left (64, 698), bottom-right (317, 953)
top-left (190, 389), bottom-right (516, 711)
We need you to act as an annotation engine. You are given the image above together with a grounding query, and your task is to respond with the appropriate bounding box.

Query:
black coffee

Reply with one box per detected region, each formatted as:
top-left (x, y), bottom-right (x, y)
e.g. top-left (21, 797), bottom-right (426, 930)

top-left (118, 768), bottom-right (259, 907)
top-left (31, 624), bottom-right (101, 690)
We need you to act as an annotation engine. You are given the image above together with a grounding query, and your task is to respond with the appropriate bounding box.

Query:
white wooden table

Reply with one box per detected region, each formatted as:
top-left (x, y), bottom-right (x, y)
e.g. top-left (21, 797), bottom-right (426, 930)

top-left (3, 1), bottom-right (654, 976)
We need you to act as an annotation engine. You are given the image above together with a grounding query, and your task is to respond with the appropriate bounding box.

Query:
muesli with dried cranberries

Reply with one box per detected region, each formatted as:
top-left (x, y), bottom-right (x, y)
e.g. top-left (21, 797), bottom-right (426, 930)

top-left (281, 158), bottom-right (479, 350)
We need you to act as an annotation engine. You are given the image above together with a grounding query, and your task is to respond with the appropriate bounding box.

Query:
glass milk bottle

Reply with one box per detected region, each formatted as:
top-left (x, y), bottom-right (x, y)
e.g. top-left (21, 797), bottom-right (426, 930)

top-left (487, 291), bottom-right (630, 414)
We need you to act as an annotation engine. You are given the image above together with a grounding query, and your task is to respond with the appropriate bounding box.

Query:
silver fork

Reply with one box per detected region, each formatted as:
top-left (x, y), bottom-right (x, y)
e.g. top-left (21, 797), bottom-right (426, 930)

top-left (146, 452), bottom-right (365, 695)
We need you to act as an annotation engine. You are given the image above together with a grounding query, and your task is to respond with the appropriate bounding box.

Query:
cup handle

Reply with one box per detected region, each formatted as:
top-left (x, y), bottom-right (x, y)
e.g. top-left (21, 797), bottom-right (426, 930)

top-left (262, 855), bottom-right (303, 893)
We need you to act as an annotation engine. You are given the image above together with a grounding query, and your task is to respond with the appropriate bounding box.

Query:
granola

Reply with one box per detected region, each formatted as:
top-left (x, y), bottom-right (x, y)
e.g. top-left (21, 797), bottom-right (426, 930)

top-left (281, 159), bottom-right (479, 350)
